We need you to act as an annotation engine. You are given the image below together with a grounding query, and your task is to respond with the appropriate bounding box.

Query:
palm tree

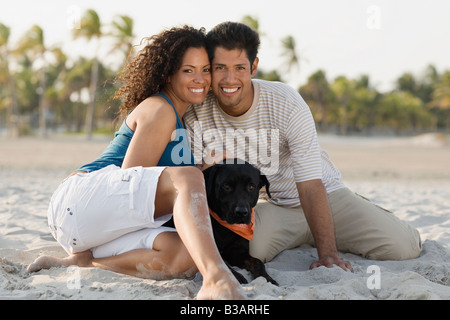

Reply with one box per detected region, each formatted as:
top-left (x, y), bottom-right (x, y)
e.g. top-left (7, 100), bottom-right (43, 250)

top-left (64, 57), bottom-right (93, 132)
top-left (428, 68), bottom-right (448, 110)
top-left (331, 76), bottom-right (355, 135)
top-left (110, 15), bottom-right (135, 63)
top-left (416, 64), bottom-right (439, 105)
top-left (73, 9), bottom-right (102, 140)
top-left (396, 72), bottom-right (417, 95)
top-left (299, 70), bottom-right (332, 131)
top-left (430, 71), bottom-right (450, 129)
top-left (281, 35), bottom-right (300, 73)
top-left (241, 15), bottom-right (263, 35)
top-left (45, 47), bottom-right (69, 132)
top-left (0, 22), bottom-right (19, 137)
top-left (16, 25), bottom-right (48, 137)
top-left (379, 91), bottom-right (429, 134)
top-left (255, 69), bottom-right (282, 82)
top-left (353, 75), bottom-right (380, 133)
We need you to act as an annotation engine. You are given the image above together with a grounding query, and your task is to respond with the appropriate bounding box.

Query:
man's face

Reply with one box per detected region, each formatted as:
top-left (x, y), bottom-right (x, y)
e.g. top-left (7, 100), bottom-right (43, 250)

top-left (211, 47), bottom-right (259, 116)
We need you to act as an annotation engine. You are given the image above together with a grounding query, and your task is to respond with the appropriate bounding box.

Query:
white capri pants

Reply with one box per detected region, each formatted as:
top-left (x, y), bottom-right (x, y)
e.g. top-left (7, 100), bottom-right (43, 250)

top-left (47, 165), bottom-right (176, 258)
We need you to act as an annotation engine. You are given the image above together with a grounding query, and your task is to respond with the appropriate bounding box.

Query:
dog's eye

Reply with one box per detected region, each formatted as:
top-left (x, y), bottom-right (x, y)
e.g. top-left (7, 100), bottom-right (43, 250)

top-left (222, 184), bottom-right (232, 191)
top-left (248, 184), bottom-right (256, 191)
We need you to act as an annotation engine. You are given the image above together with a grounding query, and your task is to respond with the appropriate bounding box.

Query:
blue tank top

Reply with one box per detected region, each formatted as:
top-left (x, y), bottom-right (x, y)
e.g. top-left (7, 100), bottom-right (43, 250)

top-left (77, 93), bottom-right (194, 172)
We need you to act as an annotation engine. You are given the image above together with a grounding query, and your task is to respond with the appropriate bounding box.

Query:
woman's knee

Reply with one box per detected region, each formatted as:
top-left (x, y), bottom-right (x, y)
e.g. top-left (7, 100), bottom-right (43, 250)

top-left (155, 167), bottom-right (204, 215)
top-left (160, 166), bottom-right (204, 194)
top-left (172, 166), bottom-right (204, 190)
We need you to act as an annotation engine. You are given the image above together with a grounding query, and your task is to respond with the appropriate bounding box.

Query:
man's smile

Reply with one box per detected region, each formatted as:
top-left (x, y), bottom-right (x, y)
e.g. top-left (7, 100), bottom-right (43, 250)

top-left (221, 87), bottom-right (240, 94)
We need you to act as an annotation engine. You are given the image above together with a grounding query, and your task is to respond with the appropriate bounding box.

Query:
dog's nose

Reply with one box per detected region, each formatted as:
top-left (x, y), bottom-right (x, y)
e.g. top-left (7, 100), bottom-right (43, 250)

top-left (234, 206), bottom-right (249, 217)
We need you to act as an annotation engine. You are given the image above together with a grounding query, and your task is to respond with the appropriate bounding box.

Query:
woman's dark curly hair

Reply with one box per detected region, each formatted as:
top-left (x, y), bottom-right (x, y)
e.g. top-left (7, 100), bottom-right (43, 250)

top-left (114, 25), bottom-right (207, 118)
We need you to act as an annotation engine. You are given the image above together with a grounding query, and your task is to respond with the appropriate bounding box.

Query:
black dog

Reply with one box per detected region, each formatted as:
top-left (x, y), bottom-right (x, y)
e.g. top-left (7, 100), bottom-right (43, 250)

top-left (203, 159), bottom-right (278, 285)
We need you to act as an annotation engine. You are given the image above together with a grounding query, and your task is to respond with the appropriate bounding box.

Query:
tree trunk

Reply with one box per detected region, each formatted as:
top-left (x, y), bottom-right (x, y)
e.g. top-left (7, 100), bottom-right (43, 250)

top-left (86, 58), bottom-right (99, 140)
top-left (6, 57), bottom-right (20, 138)
top-left (339, 105), bottom-right (348, 136)
top-left (38, 66), bottom-right (47, 138)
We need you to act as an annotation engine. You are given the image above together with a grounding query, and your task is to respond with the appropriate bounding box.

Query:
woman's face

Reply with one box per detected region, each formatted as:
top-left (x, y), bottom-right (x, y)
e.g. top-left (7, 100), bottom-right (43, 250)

top-left (167, 47), bottom-right (211, 106)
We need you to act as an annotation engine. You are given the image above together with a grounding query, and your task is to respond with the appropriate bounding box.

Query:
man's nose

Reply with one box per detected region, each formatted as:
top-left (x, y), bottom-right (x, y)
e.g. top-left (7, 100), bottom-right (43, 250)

top-left (224, 69), bottom-right (237, 82)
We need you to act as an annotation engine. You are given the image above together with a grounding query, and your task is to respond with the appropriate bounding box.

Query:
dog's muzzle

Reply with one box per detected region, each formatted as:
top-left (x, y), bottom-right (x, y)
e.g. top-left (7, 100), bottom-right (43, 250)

top-left (233, 205), bottom-right (251, 224)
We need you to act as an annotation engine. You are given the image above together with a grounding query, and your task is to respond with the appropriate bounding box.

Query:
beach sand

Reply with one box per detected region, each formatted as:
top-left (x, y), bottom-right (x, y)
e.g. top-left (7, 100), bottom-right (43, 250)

top-left (1, 133), bottom-right (449, 300)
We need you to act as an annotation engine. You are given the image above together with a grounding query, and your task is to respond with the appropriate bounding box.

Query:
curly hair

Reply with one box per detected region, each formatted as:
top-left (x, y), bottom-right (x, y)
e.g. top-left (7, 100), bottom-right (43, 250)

top-left (114, 25), bottom-right (207, 118)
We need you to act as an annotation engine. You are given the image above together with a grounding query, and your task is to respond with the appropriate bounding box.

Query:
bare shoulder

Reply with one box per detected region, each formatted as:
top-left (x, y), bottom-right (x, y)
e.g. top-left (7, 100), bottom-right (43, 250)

top-left (126, 96), bottom-right (176, 131)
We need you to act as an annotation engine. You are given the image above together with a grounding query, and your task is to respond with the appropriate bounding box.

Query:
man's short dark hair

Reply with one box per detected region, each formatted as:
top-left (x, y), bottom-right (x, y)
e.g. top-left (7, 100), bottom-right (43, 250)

top-left (206, 21), bottom-right (260, 65)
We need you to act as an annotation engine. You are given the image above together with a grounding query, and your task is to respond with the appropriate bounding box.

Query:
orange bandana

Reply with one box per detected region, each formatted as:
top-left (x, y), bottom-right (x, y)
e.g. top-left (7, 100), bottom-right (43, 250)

top-left (209, 208), bottom-right (255, 241)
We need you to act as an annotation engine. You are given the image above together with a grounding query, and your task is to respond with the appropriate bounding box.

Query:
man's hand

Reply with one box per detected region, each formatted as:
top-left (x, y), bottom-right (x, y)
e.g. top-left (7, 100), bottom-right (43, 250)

top-left (310, 255), bottom-right (353, 272)
top-left (296, 180), bottom-right (354, 273)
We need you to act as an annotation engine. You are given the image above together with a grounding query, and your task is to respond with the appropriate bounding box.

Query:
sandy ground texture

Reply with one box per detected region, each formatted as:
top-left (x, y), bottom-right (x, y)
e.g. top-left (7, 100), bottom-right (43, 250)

top-left (0, 132), bottom-right (449, 300)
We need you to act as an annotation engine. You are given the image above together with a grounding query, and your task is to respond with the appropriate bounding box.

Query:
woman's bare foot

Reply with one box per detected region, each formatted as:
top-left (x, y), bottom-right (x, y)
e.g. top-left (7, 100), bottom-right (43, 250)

top-left (27, 250), bottom-right (93, 273)
top-left (196, 274), bottom-right (245, 300)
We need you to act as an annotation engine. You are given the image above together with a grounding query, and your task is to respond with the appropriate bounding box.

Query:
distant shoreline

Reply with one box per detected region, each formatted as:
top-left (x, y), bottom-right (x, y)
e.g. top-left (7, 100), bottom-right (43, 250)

top-left (1, 132), bottom-right (448, 180)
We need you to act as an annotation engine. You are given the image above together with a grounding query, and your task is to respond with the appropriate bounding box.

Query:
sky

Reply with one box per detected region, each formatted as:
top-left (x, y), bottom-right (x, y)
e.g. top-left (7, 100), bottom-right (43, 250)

top-left (1, 0), bottom-right (450, 92)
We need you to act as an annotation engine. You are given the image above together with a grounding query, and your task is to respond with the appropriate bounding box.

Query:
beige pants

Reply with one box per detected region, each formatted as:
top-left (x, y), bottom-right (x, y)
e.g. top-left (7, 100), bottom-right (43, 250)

top-left (250, 187), bottom-right (422, 262)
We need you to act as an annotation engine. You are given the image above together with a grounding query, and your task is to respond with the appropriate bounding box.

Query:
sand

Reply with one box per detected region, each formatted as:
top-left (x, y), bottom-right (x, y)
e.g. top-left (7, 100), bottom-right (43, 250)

top-left (1, 133), bottom-right (449, 301)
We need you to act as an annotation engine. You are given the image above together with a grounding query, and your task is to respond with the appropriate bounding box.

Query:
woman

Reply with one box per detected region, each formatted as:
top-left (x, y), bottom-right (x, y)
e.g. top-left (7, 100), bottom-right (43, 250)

top-left (27, 26), bottom-right (243, 300)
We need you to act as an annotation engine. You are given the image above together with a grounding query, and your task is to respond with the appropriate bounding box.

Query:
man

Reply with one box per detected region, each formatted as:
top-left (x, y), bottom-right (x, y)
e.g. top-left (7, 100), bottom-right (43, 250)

top-left (184, 22), bottom-right (421, 271)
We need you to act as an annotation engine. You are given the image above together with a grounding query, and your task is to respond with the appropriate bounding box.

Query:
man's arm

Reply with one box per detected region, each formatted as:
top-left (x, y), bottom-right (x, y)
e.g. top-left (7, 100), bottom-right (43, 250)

top-left (296, 179), bottom-right (353, 272)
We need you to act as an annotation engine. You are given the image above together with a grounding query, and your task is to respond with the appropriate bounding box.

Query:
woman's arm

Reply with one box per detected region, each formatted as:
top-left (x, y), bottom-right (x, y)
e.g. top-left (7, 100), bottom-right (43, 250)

top-left (122, 97), bottom-right (176, 169)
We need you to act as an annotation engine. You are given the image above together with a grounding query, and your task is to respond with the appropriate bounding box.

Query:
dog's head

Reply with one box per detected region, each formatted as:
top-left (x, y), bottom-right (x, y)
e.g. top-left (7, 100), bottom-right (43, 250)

top-left (203, 158), bottom-right (270, 225)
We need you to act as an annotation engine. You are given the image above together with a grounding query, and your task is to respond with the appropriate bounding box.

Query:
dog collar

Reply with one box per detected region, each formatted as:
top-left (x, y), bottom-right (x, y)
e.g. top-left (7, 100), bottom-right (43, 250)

top-left (209, 208), bottom-right (255, 241)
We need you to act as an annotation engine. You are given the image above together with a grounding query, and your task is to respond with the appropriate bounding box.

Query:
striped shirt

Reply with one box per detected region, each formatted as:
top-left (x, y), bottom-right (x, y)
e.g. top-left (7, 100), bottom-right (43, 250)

top-left (184, 79), bottom-right (345, 207)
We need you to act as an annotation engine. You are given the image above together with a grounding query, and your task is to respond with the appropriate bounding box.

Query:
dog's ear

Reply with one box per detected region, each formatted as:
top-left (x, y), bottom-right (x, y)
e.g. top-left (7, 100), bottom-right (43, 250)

top-left (259, 174), bottom-right (271, 198)
top-left (203, 165), bottom-right (220, 200)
